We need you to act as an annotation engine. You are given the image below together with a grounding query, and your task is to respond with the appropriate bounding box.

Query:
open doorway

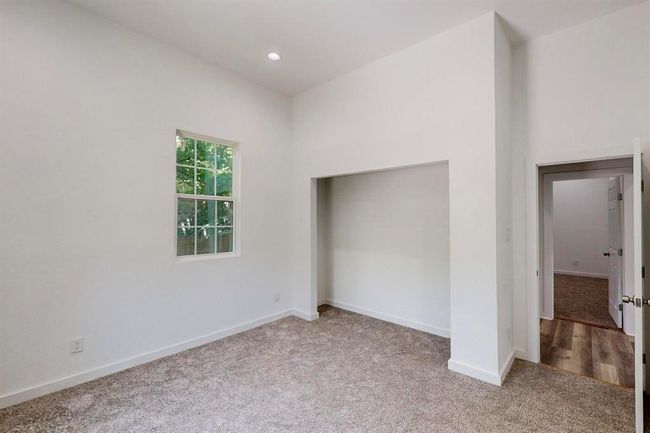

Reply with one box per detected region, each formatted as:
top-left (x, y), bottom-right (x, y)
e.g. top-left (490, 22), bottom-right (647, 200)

top-left (538, 159), bottom-right (635, 387)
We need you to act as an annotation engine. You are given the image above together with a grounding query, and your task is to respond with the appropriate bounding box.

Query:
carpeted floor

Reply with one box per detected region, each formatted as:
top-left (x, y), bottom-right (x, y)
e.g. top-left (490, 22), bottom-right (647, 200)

top-left (554, 274), bottom-right (618, 329)
top-left (0, 306), bottom-right (634, 433)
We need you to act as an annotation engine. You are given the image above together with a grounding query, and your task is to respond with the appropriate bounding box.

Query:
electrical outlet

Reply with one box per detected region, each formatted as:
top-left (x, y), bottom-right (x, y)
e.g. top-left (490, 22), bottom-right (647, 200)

top-left (274, 292), bottom-right (280, 302)
top-left (70, 337), bottom-right (84, 354)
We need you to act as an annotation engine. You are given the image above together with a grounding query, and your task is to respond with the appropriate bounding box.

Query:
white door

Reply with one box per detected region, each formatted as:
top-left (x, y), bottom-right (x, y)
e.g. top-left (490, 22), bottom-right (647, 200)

top-left (631, 144), bottom-right (644, 433)
top-left (607, 177), bottom-right (623, 328)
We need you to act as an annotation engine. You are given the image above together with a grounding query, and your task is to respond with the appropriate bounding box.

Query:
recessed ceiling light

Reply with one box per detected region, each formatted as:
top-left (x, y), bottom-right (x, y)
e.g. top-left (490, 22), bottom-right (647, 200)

top-left (267, 52), bottom-right (281, 61)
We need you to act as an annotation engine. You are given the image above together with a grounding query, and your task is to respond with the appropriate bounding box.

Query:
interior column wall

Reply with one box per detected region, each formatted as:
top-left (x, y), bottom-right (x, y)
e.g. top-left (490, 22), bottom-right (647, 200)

top-left (291, 12), bottom-right (505, 383)
top-left (495, 15), bottom-right (514, 372)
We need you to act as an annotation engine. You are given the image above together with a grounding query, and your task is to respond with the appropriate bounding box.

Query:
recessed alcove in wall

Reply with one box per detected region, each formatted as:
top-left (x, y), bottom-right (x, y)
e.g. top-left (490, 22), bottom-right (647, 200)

top-left (315, 162), bottom-right (451, 337)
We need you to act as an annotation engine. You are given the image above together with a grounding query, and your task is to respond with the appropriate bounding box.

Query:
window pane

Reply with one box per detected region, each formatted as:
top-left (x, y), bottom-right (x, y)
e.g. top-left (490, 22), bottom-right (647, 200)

top-left (176, 166), bottom-right (194, 194)
top-left (176, 136), bottom-right (195, 165)
top-left (217, 201), bottom-right (233, 226)
top-left (196, 168), bottom-right (216, 196)
top-left (196, 227), bottom-right (216, 254)
top-left (217, 227), bottom-right (233, 253)
top-left (216, 145), bottom-right (233, 196)
top-left (196, 140), bottom-right (216, 169)
top-left (177, 227), bottom-right (195, 256)
top-left (197, 199), bottom-right (216, 226)
top-left (177, 198), bottom-right (195, 226)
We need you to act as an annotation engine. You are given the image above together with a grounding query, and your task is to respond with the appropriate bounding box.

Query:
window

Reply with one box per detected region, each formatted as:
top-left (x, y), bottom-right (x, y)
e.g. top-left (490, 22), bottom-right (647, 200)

top-left (176, 131), bottom-right (236, 257)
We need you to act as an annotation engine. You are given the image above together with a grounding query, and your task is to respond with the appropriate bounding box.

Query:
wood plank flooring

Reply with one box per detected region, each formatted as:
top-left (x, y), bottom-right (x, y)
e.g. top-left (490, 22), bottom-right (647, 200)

top-left (541, 318), bottom-right (635, 387)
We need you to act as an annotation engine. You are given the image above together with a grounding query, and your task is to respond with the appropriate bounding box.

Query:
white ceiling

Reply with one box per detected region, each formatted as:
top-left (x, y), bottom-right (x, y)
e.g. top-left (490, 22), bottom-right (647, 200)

top-left (67, 0), bottom-right (644, 95)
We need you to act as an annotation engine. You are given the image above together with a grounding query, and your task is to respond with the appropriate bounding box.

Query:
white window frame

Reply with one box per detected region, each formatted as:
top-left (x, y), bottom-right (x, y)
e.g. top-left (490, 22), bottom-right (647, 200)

top-left (175, 129), bottom-right (240, 262)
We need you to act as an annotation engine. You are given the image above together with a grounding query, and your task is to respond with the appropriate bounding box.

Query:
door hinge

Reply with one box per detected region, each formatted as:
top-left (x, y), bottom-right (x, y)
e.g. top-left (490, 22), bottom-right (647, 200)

top-left (643, 266), bottom-right (646, 279)
top-left (642, 180), bottom-right (645, 192)
top-left (617, 193), bottom-right (623, 201)
top-left (618, 303), bottom-right (623, 312)
top-left (644, 354), bottom-right (646, 364)
top-left (618, 248), bottom-right (623, 256)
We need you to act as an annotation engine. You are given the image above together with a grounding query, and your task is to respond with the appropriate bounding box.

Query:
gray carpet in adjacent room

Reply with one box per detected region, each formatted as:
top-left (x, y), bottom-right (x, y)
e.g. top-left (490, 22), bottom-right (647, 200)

top-left (0, 306), bottom-right (634, 433)
top-left (554, 274), bottom-right (617, 329)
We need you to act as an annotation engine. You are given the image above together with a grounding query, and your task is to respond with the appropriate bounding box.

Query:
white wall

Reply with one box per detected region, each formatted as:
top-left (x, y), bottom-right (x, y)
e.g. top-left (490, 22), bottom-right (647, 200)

top-left (317, 164), bottom-right (450, 336)
top-left (292, 12), bottom-right (513, 384)
top-left (511, 2), bottom-right (650, 359)
top-left (553, 178), bottom-right (610, 278)
top-left (0, 0), bottom-right (293, 405)
top-left (495, 16), bottom-right (514, 371)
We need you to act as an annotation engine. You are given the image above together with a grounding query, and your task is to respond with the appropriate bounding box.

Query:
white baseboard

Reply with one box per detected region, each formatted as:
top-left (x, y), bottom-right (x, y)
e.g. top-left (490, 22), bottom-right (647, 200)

top-left (321, 299), bottom-right (450, 338)
top-left (514, 348), bottom-right (530, 361)
top-left (447, 359), bottom-right (501, 386)
top-left (447, 351), bottom-right (514, 387)
top-left (499, 351), bottom-right (515, 384)
top-left (291, 309), bottom-right (320, 321)
top-left (0, 309), bottom-right (297, 410)
top-left (554, 270), bottom-right (608, 279)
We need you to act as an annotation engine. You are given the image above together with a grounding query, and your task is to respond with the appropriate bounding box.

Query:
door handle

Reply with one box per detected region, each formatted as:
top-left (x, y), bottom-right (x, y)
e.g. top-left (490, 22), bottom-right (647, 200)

top-left (603, 252), bottom-right (611, 256)
top-left (622, 295), bottom-right (650, 307)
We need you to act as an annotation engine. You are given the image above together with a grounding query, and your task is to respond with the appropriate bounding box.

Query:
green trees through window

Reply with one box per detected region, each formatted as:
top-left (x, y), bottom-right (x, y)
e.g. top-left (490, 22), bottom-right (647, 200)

top-left (175, 133), bottom-right (235, 256)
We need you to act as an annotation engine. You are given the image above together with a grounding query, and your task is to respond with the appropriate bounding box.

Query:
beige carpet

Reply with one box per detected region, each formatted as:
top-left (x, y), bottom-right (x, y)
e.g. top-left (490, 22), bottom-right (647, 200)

top-left (0, 306), bottom-right (634, 433)
top-left (554, 274), bottom-right (618, 329)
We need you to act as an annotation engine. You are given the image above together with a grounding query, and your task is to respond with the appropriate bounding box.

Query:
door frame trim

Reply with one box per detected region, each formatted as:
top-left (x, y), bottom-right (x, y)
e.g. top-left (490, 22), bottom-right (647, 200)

top-left (523, 143), bottom-right (636, 363)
